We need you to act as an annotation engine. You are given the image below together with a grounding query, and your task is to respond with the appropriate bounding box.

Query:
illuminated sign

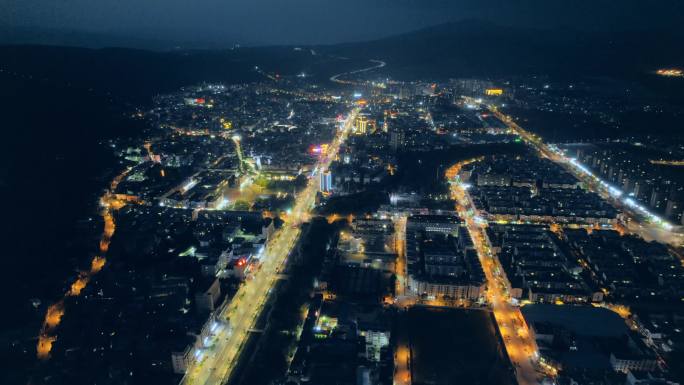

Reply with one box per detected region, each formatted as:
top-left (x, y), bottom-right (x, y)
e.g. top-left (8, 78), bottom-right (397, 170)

top-left (485, 88), bottom-right (503, 96)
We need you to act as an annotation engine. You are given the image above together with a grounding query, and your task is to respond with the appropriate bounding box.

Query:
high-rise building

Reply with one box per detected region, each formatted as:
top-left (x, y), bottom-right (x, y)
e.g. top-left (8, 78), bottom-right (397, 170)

top-left (389, 129), bottom-right (404, 151)
top-left (665, 196), bottom-right (683, 222)
top-left (382, 111), bottom-right (389, 133)
top-left (398, 85), bottom-right (415, 100)
top-left (319, 169), bottom-right (333, 192)
top-left (354, 115), bottom-right (369, 135)
top-left (650, 188), bottom-right (668, 211)
top-left (368, 119), bottom-right (378, 134)
top-left (632, 180), bottom-right (650, 201)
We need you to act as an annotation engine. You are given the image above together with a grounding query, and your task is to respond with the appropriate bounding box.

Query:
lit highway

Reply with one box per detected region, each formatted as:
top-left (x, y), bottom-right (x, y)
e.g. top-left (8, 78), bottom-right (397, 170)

top-left (445, 97), bottom-right (684, 384)
top-left (180, 108), bottom-right (357, 385)
top-left (329, 59), bottom-right (386, 85)
top-left (467, 97), bottom-right (684, 248)
top-left (447, 160), bottom-right (545, 385)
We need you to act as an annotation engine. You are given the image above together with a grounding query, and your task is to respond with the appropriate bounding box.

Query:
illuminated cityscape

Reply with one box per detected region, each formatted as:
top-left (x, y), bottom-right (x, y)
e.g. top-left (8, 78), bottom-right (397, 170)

top-left (2, 3), bottom-right (684, 385)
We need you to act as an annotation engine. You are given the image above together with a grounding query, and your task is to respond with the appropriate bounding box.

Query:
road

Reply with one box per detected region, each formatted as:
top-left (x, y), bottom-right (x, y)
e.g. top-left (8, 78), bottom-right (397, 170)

top-left (447, 160), bottom-right (545, 385)
top-left (476, 99), bottom-right (684, 248)
top-left (180, 109), bottom-right (357, 385)
top-left (394, 343), bottom-right (412, 385)
top-left (394, 215), bottom-right (407, 297)
top-left (390, 213), bottom-right (414, 384)
top-left (36, 165), bottom-right (137, 359)
top-left (329, 59), bottom-right (386, 85)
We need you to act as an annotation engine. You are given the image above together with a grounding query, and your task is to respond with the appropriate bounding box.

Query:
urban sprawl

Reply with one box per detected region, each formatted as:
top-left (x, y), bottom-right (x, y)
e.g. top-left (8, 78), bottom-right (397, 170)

top-left (37, 67), bottom-right (684, 385)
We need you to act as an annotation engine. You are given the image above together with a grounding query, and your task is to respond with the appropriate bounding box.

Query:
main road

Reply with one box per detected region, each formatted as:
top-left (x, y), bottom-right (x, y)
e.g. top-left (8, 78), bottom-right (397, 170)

top-left (330, 59), bottom-right (386, 85)
top-left (447, 160), bottom-right (546, 385)
top-left (180, 108), bottom-right (358, 385)
top-left (473, 98), bottom-right (684, 248)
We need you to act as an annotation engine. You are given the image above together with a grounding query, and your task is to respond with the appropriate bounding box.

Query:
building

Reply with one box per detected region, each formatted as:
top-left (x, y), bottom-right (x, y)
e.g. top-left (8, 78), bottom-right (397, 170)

top-left (486, 224), bottom-right (595, 303)
top-left (408, 276), bottom-right (485, 299)
top-left (521, 304), bottom-right (662, 378)
top-left (195, 278), bottom-right (221, 313)
top-left (665, 197), bottom-right (683, 223)
top-left (407, 214), bottom-right (461, 234)
top-left (171, 344), bottom-right (193, 374)
top-left (319, 169), bottom-right (333, 192)
top-left (405, 215), bottom-right (486, 301)
top-left (626, 370), bottom-right (680, 385)
top-left (477, 173), bottom-right (511, 187)
top-left (354, 114), bottom-right (370, 135)
top-left (389, 129), bottom-right (404, 150)
top-left (610, 351), bottom-right (658, 373)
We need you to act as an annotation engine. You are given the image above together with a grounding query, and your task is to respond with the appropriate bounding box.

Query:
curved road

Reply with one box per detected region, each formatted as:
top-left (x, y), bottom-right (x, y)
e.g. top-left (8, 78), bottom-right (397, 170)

top-left (330, 59), bottom-right (386, 84)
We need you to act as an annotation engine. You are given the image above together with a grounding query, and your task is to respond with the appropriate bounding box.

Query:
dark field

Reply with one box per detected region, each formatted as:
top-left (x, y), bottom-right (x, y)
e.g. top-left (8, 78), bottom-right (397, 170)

top-left (398, 306), bottom-right (515, 385)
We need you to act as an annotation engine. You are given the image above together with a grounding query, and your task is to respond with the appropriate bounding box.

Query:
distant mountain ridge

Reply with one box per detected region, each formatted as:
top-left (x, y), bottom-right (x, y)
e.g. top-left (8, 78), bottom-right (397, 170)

top-left (0, 44), bottom-right (365, 104)
top-left (1, 20), bottom-right (682, 104)
top-left (323, 20), bottom-right (684, 78)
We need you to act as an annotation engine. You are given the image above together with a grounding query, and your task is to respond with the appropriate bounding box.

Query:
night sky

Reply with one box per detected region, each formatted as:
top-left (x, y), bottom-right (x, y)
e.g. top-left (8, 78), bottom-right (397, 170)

top-left (2, 0), bottom-right (684, 47)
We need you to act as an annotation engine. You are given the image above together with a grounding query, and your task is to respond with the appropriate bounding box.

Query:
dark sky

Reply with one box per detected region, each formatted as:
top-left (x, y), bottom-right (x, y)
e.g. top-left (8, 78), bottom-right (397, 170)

top-left (1, 0), bottom-right (683, 47)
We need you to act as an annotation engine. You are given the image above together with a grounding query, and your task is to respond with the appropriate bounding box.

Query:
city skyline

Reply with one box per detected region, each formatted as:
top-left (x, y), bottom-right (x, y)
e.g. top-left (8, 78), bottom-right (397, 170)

top-left (2, 3), bottom-right (684, 385)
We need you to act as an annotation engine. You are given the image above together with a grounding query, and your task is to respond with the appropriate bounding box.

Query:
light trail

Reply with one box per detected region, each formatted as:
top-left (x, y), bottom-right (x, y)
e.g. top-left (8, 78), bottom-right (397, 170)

top-left (180, 109), bottom-right (358, 385)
